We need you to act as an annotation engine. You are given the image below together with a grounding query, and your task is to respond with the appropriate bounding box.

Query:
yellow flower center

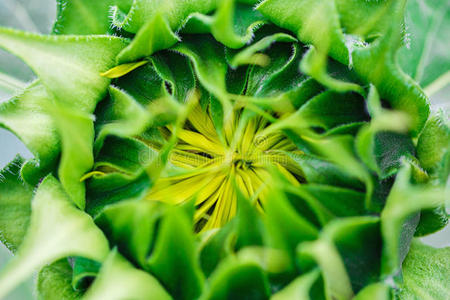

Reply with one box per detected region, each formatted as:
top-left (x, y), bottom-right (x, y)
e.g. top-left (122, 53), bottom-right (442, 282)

top-left (147, 101), bottom-right (303, 231)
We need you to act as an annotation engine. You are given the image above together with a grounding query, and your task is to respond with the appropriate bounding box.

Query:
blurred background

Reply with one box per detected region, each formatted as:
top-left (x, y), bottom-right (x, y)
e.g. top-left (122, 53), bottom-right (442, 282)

top-left (0, 0), bottom-right (448, 299)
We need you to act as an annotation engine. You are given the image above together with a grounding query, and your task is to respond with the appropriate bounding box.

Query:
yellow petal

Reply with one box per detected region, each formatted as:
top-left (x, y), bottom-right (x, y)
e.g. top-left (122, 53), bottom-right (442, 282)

top-left (100, 61), bottom-right (148, 78)
top-left (187, 102), bottom-right (219, 141)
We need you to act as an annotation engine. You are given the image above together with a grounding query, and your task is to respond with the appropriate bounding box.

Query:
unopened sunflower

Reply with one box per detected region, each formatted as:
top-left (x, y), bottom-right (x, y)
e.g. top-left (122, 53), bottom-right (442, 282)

top-left (0, 0), bottom-right (448, 300)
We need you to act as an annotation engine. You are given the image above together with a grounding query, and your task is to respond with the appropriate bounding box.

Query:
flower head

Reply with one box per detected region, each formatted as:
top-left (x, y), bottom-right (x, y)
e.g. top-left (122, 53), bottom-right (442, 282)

top-left (148, 100), bottom-right (303, 230)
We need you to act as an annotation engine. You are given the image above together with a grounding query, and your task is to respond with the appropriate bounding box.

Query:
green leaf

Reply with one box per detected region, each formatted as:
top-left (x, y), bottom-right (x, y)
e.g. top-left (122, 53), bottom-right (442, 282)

top-left (0, 156), bottom-right (33, 253)
top-left (173, 35), bottom-right (228, 100)
top-left (37, 259), bottom-right (82, 300)
top-left (228, 32), bottom-right (296, 68)
top-left (300, 184), bottom-right (365, 218)
top-left (396, 240), bottom-right (450, 300)
top-left (199, 220), bottom-right (235, 276)
top-left (245, 41), bottom-right (306, 98)
top-left (235, 188), bottom-right (265, 249)
top-left (398, 0), bottom-right (450, 89)
top-left (0, 176), bottom-right (109, 298)
top-left (208, 0), bottom-right (266, 49)
top-left (199, 256), bottom-right (270, 300)
top-left (147, 205), bottom-right (204, 300)
top-left (257, 0), bottom-right (430, 135)
top-left (95, 200), bottom-right (163, 267)
top-left (294, 91), bottom-right (369, 131)
top-left (53, 0), bottom-right (133, 35)
top-left (298, 134), bottom-right (374, 210)
top-left (351, 0), bottom-right (430, 136)
top-left (416, 114), bottom-right (450, 176)
top-left (284, 151), bottom-right (363, 189)
top-left (380, 164), bottom-right (446, 277)
top-left (256, 0), bottom-right (349, 64)
top-left (414, 206), bottom-right (449, 237)
top-left (112, 0), bottom-right (217, 33)
top-left (116, 14), bottom-right (180, 64)
top-left (264, 176), bottom-right (318, 254)
top-left (70, 256), bottom-right (101, 291)
top-left (94, 136), bottom-right (154, 175)
top-left (115, 61), bottom-right (166, 105)
top-left (83, 249), bottom-right (171, 300)
top-left (356, 85), bottom-right (414, 178)
top-left (334, 0), bottom-right (395, 39)
top-left (86, 171), bottom-right (151, 217)
top-left (372, 132), bottom-right (415, 179)
top-left (94, 86), bottom-right (152, 154)
top-left (322, 217), bottom-right (381, 293)
top-left (0, 27), bottom-right (128, 112)
top-left (149, 51), bottom-right (196, 102)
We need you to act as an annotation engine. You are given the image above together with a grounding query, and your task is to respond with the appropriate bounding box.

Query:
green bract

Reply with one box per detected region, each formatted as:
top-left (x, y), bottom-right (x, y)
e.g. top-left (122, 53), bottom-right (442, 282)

top-left (0, 0), bottom-right (449, 299)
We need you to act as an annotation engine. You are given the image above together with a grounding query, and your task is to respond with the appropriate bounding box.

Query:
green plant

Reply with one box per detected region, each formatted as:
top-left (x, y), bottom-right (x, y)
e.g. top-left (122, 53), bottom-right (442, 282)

top-left (0, 0), bottom-right (448, 299)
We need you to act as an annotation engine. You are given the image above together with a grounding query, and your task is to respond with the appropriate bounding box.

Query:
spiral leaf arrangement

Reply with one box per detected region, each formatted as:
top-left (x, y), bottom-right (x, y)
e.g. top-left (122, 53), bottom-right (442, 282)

top-left (0, 0), bottom-right (448, 299)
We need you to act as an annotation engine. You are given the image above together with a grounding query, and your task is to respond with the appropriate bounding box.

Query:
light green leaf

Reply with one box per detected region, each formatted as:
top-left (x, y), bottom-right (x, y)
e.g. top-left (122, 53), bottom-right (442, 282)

top-left (83, 249), bottom-right (171, 300)
top-left (396, 240), bottom-right (449, 300)
top-left (354, 283), bottom-right (391, 300)
top-left (112, 0), bottom-right (217, 33)
top-left (398, 0), bottom-right (450, 89)
top-left (37, 259), bottom-right (82, 300)
top-left (50, 105), bottom-right (94, 209)
top-left (0, 176), bottom-right (109, 299)
top-left (271, 269), bottom-right (323, 300)
top-left (53, 0), bottom-right (133, 35)
top-left (297, 238), bottom-right (353, 300)
top-left (0, 82), bottom-right (59, 184)
top-left (0, 27), bottom-right (128, 112)
top-left (172, 34), bottom-right (232, 124)
top-left (0, 156), bottom-right (32, 253)
top-left (0, 70), bottom-right (26, 95)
